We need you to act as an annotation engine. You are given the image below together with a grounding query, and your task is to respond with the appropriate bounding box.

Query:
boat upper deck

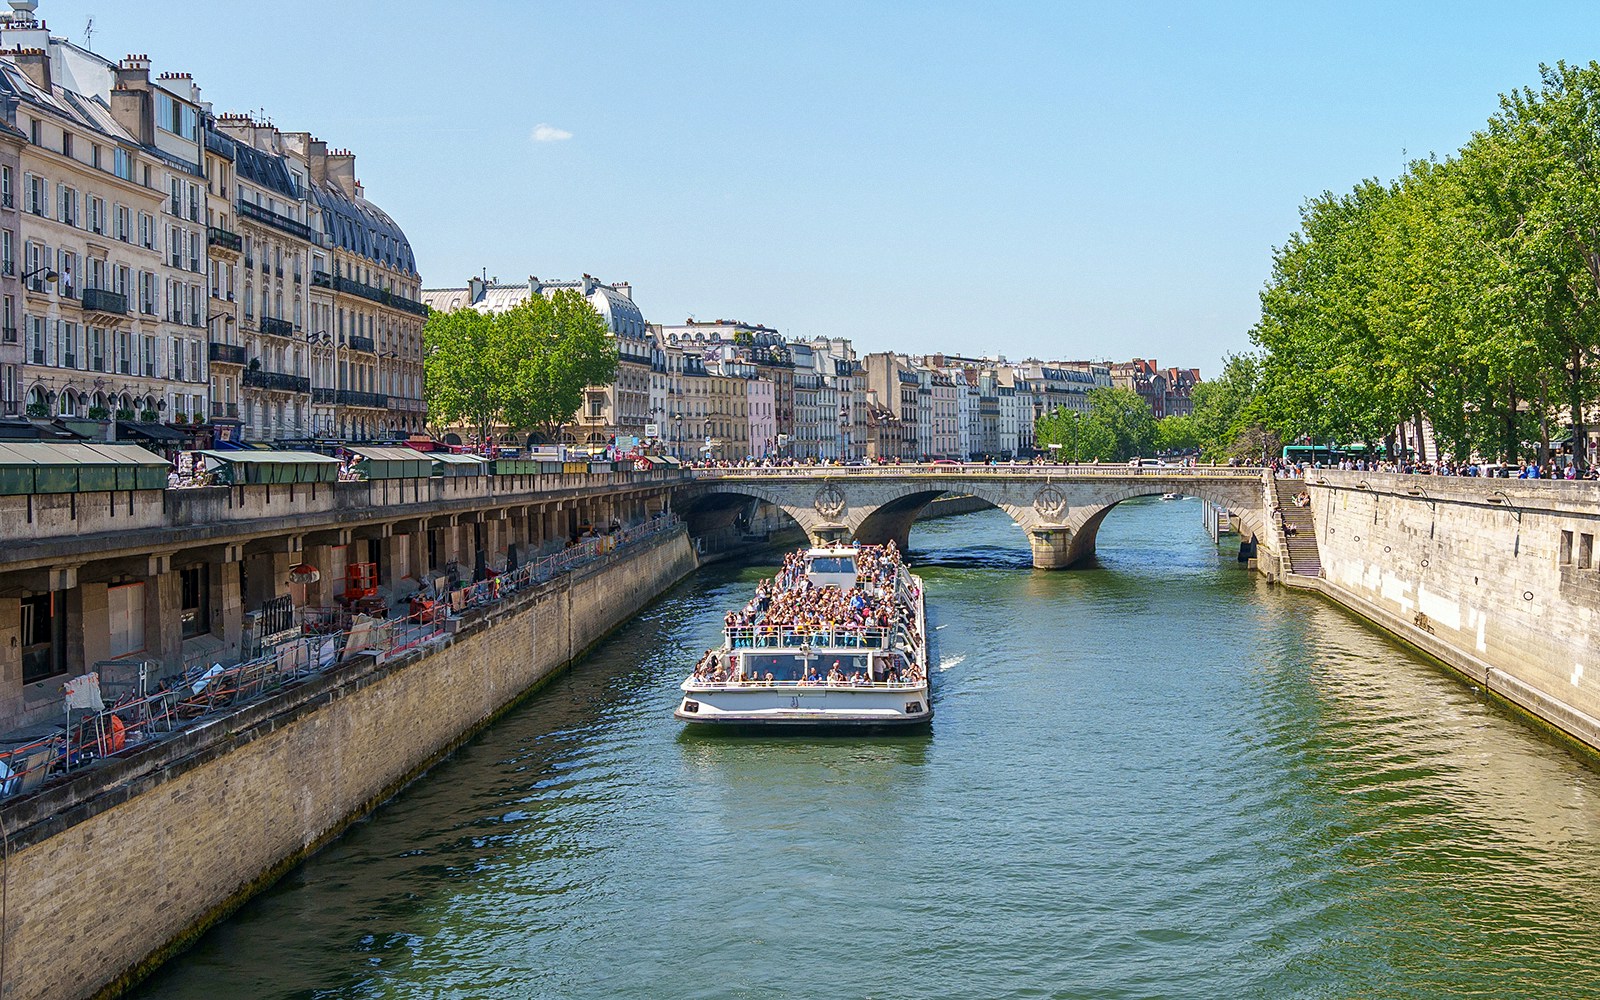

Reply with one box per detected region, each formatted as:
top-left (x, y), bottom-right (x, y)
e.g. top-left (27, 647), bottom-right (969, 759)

top-left (721, 542), bottom-right (916, 645)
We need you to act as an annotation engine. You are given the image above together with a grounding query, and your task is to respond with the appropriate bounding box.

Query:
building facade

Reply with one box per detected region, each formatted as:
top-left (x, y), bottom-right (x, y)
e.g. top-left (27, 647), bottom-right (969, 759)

top-left (0, 11), bottom-right (422, 446)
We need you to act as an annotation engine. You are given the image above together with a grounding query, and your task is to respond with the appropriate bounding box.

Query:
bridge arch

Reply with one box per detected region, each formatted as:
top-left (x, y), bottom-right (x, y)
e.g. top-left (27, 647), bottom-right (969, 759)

top-left (676, 470), bottom-right (1267, 570)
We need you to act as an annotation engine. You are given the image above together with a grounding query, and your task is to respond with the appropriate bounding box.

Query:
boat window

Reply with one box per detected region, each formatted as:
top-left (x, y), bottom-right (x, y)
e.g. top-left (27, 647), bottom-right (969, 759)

top-left (741, 652), bottom-right (871, 681)
top-left (807, 556), bottom-right (855, 575)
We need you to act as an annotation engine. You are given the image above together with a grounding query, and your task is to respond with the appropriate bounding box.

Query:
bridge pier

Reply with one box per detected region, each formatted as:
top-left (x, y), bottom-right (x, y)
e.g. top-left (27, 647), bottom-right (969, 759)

top-left (1028, 527), bottom-right (1075, 570)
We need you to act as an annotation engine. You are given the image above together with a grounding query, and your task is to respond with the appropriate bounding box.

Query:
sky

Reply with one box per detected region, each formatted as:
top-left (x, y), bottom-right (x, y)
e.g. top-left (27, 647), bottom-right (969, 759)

top-left (38, 0), bottom-right (1600, 373)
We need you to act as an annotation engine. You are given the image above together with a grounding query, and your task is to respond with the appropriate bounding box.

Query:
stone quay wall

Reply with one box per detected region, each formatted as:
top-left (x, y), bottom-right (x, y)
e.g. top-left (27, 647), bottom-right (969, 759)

top-left (1305, 471), bottom-right (1600, 748)
top-left (0, 528), bottom-right (697, 1000)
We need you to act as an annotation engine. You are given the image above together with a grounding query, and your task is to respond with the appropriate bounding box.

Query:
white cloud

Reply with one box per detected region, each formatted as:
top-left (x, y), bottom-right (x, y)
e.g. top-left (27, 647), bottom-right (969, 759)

top-left (531, 123), bottom-right (573, 143)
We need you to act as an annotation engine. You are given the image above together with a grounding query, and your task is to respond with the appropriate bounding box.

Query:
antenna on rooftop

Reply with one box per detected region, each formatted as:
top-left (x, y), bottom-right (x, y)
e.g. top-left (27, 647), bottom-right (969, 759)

top-left (83, 15), bottom-right (94, 49)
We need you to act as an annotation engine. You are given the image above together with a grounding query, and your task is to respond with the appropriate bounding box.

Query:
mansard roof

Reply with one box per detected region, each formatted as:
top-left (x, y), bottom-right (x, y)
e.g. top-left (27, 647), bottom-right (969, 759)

top-left (312, 181), bottom-right (417, 276)
top-left (232, 140), bottom-right (297, 199)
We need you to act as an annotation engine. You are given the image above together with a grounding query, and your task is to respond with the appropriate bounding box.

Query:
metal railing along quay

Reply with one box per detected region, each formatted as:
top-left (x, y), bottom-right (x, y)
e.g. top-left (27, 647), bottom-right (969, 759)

top-left (690, 463), bottom-right (1266, 479)
top-left (0, 513), bottom-right (684, 802)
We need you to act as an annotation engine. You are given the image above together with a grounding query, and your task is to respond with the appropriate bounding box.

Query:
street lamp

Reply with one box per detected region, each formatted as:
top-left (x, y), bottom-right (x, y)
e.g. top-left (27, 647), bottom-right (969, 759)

top-left (21, 266), bottom-right (57, 289)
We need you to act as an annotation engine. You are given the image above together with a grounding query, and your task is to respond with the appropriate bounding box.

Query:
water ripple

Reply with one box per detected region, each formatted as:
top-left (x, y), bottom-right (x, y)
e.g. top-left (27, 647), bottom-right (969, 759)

top-left (134, 505), bottom-right (1600, 1000)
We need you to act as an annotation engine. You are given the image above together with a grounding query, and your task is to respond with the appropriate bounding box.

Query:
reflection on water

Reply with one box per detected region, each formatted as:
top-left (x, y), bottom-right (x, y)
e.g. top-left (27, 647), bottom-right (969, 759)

top-left (134, 501), bottom-right (1600, 1000)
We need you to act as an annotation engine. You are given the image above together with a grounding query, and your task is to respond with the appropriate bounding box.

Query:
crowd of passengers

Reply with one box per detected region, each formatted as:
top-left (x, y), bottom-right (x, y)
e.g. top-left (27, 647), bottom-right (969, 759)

top-left (696, 542), bottom-right (926, 685)
top-left (691, 652), bottom-right (923, 687)
top-left (722, 542), bottom-right (912, 635)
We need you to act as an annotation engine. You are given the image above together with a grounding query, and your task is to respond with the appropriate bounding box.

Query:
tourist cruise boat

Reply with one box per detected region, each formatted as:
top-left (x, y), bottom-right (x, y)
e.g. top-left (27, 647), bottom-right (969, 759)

top-left (675, 543), bottom-right (931, 727)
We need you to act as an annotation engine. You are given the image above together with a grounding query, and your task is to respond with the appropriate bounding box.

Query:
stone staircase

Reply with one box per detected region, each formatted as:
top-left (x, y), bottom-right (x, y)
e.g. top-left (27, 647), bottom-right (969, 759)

top-left (1271, 478), bottom-right (1323, 578)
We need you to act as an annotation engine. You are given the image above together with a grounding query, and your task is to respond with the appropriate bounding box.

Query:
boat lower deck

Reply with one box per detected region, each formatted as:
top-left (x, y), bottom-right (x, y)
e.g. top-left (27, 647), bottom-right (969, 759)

top-left (677, 679), bottom-right (931, 726)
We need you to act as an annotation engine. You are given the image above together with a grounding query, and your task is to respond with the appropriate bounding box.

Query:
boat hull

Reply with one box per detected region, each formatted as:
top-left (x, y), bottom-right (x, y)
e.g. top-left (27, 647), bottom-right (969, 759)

top-left (676, 686), bottom-right (931, 726)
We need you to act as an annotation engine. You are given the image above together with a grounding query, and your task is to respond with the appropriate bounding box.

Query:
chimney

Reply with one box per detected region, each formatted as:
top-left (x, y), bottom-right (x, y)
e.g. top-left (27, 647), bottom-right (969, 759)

top-left (467, 276), bottom-right (485, 305)
top-left (156, 71), bottom-right (199, 105)
top-left (613, 281), bottom-right (632, 301)
top-left (110, 55), bottom-right (153, 144)
top-left (326, 149), bottom-right (356, 198)
top-left (113, 53), bottom-right (150, 91)
top-left (305, 136), bottom-right (328, 184)
top-left (12, 46), bottom-right (48, 92)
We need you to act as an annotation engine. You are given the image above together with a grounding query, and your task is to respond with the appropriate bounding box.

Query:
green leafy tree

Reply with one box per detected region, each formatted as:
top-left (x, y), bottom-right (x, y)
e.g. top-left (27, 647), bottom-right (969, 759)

top-left (1190, 352), bottom-right (1276, 462)
top-left (423, 306), bottom-right (507, 442)
top-left (1035, 387), bottom-right (1155, 462)
top-left (501, 290), bottom-right (619, 436)
top-left (424, 289), bottom-right (618, 442)
top-left (1247, 62), bottom-right (1600, 469)
top-left (1153, 415), bottom-right (1200, 455)
top-left (1036, 408), bottom-right (1115, 461)
top-left (1453, 61), bottom-right (1600, 469)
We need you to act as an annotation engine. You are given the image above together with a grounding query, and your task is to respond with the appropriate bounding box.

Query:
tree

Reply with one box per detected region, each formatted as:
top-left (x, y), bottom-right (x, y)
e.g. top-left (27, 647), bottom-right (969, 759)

top-left (1453, 61), bottom-right (1600, 470)
top-left (1190, 352), bottom-right (1272, 462)
top-left (1246, 62), bottom-right (1600, 469)
top-left (423, 306), bottom-right (506, 443)
top-left (424, 289), bottom-right (618, 442)
top-left (1036, 408), bottom-right (1115, 461)
top-left (501, 290), bottom-right (619, 437)
top-left (1153, 415), bottom-right (1200, 455)
top-left (1035, 387), bottom-right (1155, 462)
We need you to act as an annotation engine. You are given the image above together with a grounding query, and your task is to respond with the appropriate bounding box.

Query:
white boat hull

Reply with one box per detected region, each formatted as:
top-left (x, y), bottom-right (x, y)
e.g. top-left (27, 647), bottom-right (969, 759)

top-left (676, 684), bottom-right (931, 726)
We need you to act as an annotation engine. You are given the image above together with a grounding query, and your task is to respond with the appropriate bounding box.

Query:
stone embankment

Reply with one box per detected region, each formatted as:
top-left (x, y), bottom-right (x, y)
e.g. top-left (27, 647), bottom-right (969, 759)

top-left (1299, 471), bottom-right (1600, 750)
top-left (0, 527), bottom-right (697, 1000)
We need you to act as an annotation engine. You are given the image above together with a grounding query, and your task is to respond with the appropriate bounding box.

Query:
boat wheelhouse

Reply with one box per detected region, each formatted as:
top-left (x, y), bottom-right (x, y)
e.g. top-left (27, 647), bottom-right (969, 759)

top-left (675, 544), bottom-right (931, 727)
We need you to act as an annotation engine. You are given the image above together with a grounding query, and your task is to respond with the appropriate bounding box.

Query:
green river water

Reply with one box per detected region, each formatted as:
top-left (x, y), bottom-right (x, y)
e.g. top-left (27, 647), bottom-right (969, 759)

top-left (133, 500), bottom-right (1600, 999)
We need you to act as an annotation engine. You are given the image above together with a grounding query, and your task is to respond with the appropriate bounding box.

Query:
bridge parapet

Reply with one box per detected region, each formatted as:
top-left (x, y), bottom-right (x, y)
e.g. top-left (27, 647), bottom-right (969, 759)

top-left (676, 464), bottom-right (1271, 569)
top-left (690, 463), bottom-right (1265, 481)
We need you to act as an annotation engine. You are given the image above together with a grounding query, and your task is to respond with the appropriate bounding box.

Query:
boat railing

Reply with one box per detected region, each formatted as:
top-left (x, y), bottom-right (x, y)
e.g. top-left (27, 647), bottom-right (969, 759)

top-left (724, 625), bottom-right (894, 649)
top-left (686, 678), bottom-right (925, 691)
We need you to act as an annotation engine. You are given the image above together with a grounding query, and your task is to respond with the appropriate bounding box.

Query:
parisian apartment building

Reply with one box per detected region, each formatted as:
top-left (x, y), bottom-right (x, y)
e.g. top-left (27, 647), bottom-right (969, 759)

top-left (0, 5), bottom-right (426, 446)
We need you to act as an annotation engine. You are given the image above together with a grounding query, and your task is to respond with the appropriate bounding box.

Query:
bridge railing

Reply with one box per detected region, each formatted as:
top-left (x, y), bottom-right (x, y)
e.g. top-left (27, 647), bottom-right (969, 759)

top-left (691, 463), bottom-right (1265, 479)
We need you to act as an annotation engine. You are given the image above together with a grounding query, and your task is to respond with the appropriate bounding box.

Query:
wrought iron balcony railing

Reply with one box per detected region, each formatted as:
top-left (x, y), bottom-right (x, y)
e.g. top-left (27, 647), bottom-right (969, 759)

top-left (242, 369), bottom-right (311, 394)
top-left (208, 342), bottom-right (247, 366)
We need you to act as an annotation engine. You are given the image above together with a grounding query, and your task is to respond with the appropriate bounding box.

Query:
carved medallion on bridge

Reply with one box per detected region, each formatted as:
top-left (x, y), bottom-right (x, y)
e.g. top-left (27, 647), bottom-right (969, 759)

top-left (813, 483), bottom-right (848, 519)
top-left (1032, 485), bottom-right (1068, 520)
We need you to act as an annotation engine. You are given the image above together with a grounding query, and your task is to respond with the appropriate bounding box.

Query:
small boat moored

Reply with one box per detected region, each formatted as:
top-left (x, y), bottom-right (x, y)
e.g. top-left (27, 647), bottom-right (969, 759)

top-left (676, 542), bottom-right (930, 728)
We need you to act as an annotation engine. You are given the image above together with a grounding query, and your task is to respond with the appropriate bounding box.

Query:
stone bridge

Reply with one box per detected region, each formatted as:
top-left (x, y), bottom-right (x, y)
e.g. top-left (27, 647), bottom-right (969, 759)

top-left (675, 464), bottom-right (1272, 569)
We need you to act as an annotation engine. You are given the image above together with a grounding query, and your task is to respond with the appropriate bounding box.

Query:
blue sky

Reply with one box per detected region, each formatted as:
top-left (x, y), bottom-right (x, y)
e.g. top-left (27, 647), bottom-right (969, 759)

top-left (45, 1), bottom-right (1600, 372)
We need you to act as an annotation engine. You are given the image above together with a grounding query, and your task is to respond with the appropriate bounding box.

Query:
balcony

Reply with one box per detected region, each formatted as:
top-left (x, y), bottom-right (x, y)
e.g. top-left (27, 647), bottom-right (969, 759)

top-left (313, 270), bottom-right (429, 316)
top-left (242, 369), bottom-right (310, 394)
top-left (207, 225), bottom-right (242, 255)
top-left (311, 387), bottom-right (335, 404)
top-left (335, 389), bottom-right (388, 409)
top-left (208, 342), bottom-right (247, 366)
top-left (237, 200), bottom-right (316, 242)
top-left (82, 287), bottom-right (128, 317)
top-left (210, 401), bottom-right (240, 419)
top-left (259, 316), bottom-right (294, 338)
top-left (346, 335), bottom-right (375, 354)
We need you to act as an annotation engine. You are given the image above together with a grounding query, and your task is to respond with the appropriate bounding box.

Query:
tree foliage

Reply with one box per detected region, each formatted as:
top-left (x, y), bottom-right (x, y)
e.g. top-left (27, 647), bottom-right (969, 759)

top-left (1244, 61), bottom-right (1600, 469)
top-left (424, 290), bottom-right (618, 442)
top-left (1190, 352), bottom-right (1274, 462)
top-left (1035, 387), bottom-right (1155, 461)
top-left (1153, 415), bottom-right (1200, 455)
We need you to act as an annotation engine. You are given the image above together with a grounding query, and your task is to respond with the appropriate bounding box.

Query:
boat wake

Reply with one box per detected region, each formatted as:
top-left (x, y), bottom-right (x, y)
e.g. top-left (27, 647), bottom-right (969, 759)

top-left (938, 654), bottom-right (966, 673)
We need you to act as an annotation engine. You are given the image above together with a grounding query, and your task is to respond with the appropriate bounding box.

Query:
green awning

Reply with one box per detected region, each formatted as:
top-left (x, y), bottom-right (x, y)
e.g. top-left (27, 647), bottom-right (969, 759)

top-left (0, 442), bottom-right (168, 494)
top-left (430, 452), bottom-right (488, 477)
top-left (349, 446), bottom-right (431, 480)
top-left (197, 449), bottom-right (340, 485)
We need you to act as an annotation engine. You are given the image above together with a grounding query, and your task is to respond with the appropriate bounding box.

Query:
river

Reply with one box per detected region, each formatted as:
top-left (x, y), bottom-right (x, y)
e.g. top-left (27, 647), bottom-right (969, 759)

top-left (134, 499), bottom-right (1600, 999)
